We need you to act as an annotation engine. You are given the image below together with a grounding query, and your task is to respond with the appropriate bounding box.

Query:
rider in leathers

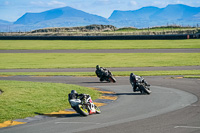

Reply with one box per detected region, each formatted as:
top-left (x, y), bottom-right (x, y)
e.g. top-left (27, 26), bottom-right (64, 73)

top-left (130, 73), bottom-right (138, 92)
top-left (68, 90), bottom-right (91, 110)
top-left (68, 90), bottom-right (90, 102)
top-left (130, 73), bottom-right (150, 92)
top-left (95, 65), bottom-right (110, 82)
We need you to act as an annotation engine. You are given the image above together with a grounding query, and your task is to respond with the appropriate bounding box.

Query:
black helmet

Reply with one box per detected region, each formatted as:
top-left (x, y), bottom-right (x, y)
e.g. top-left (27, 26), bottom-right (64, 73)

top-left (96, 65), bottom-right (100, 69)
top-left (130, 73), bottom-right (135, 76)
top-left (71, 90), bottom-right (77, 94)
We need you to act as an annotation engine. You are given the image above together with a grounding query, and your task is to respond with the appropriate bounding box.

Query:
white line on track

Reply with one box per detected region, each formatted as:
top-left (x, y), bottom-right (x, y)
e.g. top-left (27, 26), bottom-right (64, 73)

top-left (174, 126), bottom-right (200, 129)
top-left (181, 104), bottom-right (199, 107)
top-left (152, 92), bottom-right (174, 93)
top-left (55, 122), bottom-right (101, 125)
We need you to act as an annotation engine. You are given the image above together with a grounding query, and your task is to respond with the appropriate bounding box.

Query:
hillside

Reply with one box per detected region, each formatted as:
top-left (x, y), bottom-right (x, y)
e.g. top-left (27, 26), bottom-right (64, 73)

top-left (150, 4), bottom-right (200, 21)
top-left (31, 25), bottom-right (117, 33)
top-left (14, 6), bottom-right (109, 27)
top-left (0, 19), bottom-right (12, 25)
top-left (1, 4), bottom-right (200, 32)
top-left (109, 4), bottom-right (200, 28)
top-left (109, 6), bottom-right (160, 21)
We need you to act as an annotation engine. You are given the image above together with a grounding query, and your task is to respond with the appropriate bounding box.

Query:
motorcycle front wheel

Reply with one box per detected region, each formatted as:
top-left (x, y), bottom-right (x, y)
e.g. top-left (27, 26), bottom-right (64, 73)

top-left (95, 105), bottom-right (101, 114)
top-left (76, 104), bottom-right (89, 116)
top-left (140, 84), bottom-right (151, 95)
top-left (109, 76), bottom-right (116, 83)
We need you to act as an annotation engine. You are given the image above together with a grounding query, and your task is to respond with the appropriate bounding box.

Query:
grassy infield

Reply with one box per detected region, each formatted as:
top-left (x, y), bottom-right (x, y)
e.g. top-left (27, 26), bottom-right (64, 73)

top-left (0, 39), bottom-right (200, 123)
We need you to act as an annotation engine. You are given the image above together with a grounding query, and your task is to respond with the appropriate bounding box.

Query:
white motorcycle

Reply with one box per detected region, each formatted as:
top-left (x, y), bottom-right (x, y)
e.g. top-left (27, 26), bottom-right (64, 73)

top-left (69, 93), bottom-right (101, 116)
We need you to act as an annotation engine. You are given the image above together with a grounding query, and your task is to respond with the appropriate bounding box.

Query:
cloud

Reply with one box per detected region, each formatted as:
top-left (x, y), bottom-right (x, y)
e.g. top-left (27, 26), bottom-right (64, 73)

top-left (0, 0), bottom-right (10, 6)
top-left (175, 0), bottom-right (185, 4)
top-left (47, 1), bottom-right (66, 6)
top-left (30, 0), bottom-right (66, 7)
top-left (93, 0), bottom-right (111, 5)
top-left (30, 1), bottom-right (44, 6)
top-left (4, 1), bottom-right (10, 5)
top-left (130, 1), bottom-right (137, 6)
top-left (152, 1), bottom-right (167, 7)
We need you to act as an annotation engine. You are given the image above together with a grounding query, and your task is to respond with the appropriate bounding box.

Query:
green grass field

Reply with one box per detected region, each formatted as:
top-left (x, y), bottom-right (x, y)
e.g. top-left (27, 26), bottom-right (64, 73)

top-left (0, 40), bottom-right (200, 50)
top-left (0, 80), bottom-right (101, 123)
top-left (0, 39), bottom-right (199, 124)
top-left (0, 70), bottom-right (200, 76)
top-left (0, 53), bottom-right (199, 69)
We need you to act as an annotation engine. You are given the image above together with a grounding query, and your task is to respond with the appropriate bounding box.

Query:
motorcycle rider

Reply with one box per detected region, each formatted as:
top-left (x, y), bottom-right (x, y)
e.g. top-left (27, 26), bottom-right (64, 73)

top-left (95, 65), bottom-right (110, 81)
top-left (68, 90), bottom-right (90, 101)
top-left (68, 90), bottom-right (79, 110)
top-left (130, 73), bottom-right (138, 92)
top-left (68, 90), bottom-right (92, 104)
top-left (68, 90), bottom-right (79, 101)
top-left (68, 90), bottom-right (98, 115)
top-left (130, 73), bottom-right (150, 92)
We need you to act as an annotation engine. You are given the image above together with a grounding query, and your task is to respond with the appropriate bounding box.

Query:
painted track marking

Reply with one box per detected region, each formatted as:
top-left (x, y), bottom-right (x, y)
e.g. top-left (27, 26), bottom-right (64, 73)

top-left (174, 126), bottom-right (200, 129)
top-left (55, 122), bottom-right (101, 124)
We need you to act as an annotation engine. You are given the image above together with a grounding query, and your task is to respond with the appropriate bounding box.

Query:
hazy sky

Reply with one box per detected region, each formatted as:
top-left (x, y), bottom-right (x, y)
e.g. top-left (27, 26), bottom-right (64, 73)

top-left (1, 0), bottom-right (200, 22)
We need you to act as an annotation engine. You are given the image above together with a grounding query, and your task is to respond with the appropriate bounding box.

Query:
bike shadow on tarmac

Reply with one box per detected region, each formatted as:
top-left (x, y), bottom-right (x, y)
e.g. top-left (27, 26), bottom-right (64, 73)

top-left (114, 92), bottom-right (145, 96)
top-left (82, 81), bottom-right (114, 84)
top-left (34, 112), bottom-right (80, 118)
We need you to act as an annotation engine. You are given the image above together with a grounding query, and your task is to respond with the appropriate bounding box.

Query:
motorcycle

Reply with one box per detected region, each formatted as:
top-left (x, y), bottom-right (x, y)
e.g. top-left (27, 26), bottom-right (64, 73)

top-left (96, 69), bottom-right (116, 83)
top-left (130, 73), bottom-right (151, 95)
top-left (69, 94), bottom-right (101, 116)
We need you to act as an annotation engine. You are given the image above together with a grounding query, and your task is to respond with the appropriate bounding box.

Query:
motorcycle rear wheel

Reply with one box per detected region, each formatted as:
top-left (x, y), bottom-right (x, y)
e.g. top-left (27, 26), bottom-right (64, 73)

top-left (76, 104), bottom-right (89, 116)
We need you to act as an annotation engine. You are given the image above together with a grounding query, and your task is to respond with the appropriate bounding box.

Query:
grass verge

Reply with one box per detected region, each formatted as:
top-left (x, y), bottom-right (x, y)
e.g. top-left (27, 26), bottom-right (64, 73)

top-left (0, 53), bottom-right (200, 69)
top-left (0, 40), bottom-right (200, 50)
top-left (0, 80), bottom-right (101, 123)
top-left (0, 70), bottom-right (200, 76)
top-left (183, 76), bottom-right (200, 78)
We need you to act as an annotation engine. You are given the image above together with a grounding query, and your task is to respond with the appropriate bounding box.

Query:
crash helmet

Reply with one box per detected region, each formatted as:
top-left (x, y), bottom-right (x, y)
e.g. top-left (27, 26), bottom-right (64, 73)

top-left (71, 90), bottom-right (77, 94)
top-left (96, 65), bottom-right (100, 70)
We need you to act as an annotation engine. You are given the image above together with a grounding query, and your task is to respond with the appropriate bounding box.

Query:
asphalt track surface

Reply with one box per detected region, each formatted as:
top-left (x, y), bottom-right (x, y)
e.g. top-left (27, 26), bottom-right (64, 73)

top-left (0, 49), bottom-right (200, 133)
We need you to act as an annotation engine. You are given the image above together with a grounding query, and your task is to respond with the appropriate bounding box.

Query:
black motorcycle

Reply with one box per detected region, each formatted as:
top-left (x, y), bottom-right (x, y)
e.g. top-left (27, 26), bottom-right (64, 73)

top-left (102, 70), bottom-right (116, 83)
top-left (130, 73), bottom-right (151, 94)
top-left (95, 67), bottom-right (116, 83)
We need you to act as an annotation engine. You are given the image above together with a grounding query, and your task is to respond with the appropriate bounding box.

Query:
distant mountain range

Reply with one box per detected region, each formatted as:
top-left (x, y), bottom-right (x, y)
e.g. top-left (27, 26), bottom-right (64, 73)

top-left (0, 19), bottom-right (12, 25)
top-left (14, 6), bottom-right (109, 26)
top-left (109, 4), bottom-right (200, 27)
top-left (1, 4), bottom-right (200, 32)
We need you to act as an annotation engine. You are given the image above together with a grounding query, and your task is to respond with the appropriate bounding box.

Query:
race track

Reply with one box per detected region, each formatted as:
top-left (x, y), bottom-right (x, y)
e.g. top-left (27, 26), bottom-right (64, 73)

top-left (0, 75), bottom-right (199, 133)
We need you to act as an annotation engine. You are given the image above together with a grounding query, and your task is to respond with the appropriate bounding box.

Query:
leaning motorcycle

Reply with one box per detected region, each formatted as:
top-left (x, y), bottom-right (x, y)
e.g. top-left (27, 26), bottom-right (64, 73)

top-left (98, 70), bottom-right (116, 83)
top-left (69, 94), bottom-right (101, 116)
top-left (130, 73), bottom-right (151, 95)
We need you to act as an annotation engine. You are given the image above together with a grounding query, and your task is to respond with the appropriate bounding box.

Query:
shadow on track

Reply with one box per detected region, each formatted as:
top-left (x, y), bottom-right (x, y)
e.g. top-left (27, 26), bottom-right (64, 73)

top-left (114, 93), bottom-right (142, 96)
top-left (34, 112), bottom-right (80, 118)
top-left (82, 82), bottom-right (115, 84)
